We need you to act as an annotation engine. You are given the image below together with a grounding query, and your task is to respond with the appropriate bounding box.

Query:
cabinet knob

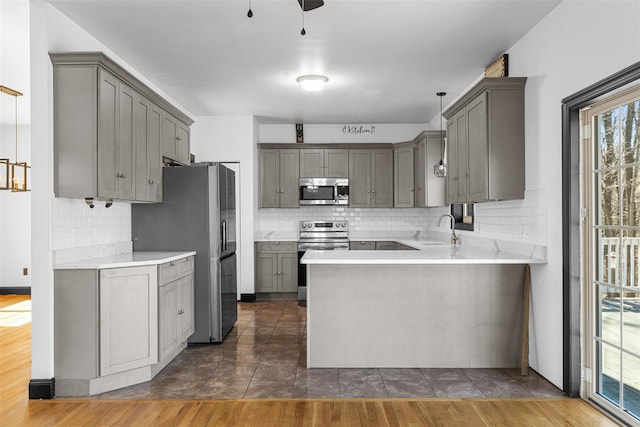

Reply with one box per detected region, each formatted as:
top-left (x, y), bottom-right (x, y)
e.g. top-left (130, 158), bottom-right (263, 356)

top-left (273, 272), bottom-right (277, 275)
top-left (148, 179), bottom-right (154, 184)
top-left (176, 137), bottom-right (182, 142)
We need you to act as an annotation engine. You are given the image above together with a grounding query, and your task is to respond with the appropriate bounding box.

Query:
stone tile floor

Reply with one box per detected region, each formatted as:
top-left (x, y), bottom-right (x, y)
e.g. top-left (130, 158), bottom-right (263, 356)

top-left (95, 300), bottom-right (564, 399)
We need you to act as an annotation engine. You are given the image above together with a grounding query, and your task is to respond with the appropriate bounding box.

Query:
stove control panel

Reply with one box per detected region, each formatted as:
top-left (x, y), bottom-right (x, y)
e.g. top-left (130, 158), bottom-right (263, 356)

top-left (299, 221), bottom-right (348, 231)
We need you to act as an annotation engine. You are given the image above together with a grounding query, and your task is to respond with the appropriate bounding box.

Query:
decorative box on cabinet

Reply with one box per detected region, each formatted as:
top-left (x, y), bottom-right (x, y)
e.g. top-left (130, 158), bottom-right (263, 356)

top-left (255, 242), bottom-right (298, 293)
top-left (259, 149), bottom-right (300, 208)
top-left (443, 77), bottom-right (527, 203)
top-left (50, 52), bottom-right (193, 202)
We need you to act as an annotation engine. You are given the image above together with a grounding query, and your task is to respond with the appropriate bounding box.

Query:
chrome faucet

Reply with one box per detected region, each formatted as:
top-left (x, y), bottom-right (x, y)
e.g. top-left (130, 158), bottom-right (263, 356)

top-left (437, 214), bottom-right (458, 245)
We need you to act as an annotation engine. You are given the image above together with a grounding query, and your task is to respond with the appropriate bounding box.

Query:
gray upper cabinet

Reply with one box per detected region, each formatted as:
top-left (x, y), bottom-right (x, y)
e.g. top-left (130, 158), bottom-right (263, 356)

top-left (349, 148), bottom-right (393, 208)
top-left (393, 143), bottom-right (414, 208)
top-left (300, 148), bottom-right (348, 178)
top-left (443, 77), bottom-right (527, 203)
top-left (162, 112), bottom-right (191, 166)
top-left (50, 52), bottom-right (193, 202)
top-left (259, 149), bottom-right (300, 208)
top-left (134, 97), bottom-right (163, 202)
top-left (414, 131), bottom-right (446, 207)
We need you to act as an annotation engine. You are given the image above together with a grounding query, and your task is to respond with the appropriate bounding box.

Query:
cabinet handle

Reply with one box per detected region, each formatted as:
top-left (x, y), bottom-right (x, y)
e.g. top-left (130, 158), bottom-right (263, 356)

top-left (170, 261), bottom-right (175, 266)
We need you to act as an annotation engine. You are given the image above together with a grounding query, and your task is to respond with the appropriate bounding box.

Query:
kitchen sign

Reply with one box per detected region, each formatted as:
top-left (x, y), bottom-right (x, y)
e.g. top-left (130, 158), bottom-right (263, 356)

top-left (342, 125), bottom-right (376, 135)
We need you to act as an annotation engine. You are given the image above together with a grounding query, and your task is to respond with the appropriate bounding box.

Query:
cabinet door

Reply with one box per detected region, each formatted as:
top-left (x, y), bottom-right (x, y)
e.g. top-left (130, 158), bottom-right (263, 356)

top-left (325, 149), bottom-right (349, 177)
top-left (256, 252), bottom-right (278, 292)
top-left (349, 149), bottom-right (371, 207)
top-left (279, 149), bottom-right (300, 208)
top-left (134, 96), bottom-right (162, 202)
top-left (117, 84), bottom-right (136, 200)
top-left (97, 69), bottom-right (119, 199)
top-left (159, 280), bottom-right (179, 360)
top-left (162, 113), bottom-right (178, 161)
top-left (300, 149), bottom-right (324, 177)
top-left (259, 150), bottom-right (280, 208)
top-left (466, 92), bottom-right (489, 202)
top-left (425, 133), bottom-right (447, 207)
top-left (447, 109), bottom-right (467, 203)
top-left (176, 124), bottom-right (190, 165)
top-left (350, 241), bottom-right (375, 250)
top-left (278, 253), bottom-right (298, 292)
top-left (371, 149), bottom-right (393, 208)
top-left (394, 145), bottom-right (414, 207)
top-left (99, 266), bottom-right (158, 376)
top-left (178, 275), bottom-right (195, 341)
top-left (414, 140), bottom-right (426, 208)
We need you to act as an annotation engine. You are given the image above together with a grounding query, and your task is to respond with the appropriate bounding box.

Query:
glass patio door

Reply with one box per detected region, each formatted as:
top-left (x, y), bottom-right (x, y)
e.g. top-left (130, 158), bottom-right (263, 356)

top-left (582, 86), bottom-right (640, 423)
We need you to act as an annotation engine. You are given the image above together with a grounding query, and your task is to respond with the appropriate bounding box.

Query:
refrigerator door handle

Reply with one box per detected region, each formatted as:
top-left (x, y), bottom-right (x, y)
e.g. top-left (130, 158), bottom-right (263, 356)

top-left (221, 220), bottom-right (227, 252)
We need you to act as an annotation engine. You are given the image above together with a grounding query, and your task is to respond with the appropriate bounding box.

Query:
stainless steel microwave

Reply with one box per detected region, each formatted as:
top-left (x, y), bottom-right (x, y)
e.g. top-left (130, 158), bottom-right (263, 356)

top-left (299, 178), bottom-right (349, 205)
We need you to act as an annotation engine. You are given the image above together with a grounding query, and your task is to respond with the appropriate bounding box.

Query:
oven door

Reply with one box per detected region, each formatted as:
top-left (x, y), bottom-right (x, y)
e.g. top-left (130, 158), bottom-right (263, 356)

top-left (297, 242), bottom-right (349, 303)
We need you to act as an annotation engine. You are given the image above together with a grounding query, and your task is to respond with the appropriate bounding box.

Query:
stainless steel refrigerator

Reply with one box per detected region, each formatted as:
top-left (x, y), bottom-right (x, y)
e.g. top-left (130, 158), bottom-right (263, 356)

top-left (131, 163), bottom-right (237, 343)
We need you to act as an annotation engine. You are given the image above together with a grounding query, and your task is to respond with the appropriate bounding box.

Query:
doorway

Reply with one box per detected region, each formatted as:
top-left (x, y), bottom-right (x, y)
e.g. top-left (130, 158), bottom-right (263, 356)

top-left (581, 86), bottom-right (640, 423)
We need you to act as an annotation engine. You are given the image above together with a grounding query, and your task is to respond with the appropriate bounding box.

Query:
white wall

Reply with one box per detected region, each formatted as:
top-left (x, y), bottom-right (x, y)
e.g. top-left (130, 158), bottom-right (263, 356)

top-left (1, 0), bottom-right (31, 289)
top-left (28, 2), bottom-right (194, 380)
top-left (492, 0), bottom-right (639, 388)
top-left (190, 116), bottom-right (256, 296)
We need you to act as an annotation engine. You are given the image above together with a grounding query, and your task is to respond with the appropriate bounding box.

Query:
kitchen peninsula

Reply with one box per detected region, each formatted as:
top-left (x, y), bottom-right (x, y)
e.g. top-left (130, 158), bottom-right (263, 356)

top-left (302, 243), bottom-right (545, 369)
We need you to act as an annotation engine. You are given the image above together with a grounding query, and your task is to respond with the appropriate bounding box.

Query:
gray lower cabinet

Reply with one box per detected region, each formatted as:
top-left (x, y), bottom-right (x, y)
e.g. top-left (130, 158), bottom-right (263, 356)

top-left (443, 77), bottom-right (527, 203)
top-left (255, 242), bottom-right (298, 292)
top-left (414, 131), bottom-right (447, 207)
top-left (158, 257), bottom-right (195, 362)
top-left (259, 149), bottom-right (300, 208)
top-left (350, 241), bottom-right (417, 250)
top-left (53, 255), bottom-right (194, 396)
top-left (300, 148), bottom-right (349, 178)
top-left (349, 149), bottom-right (393, 208)
top-left (50, 52), bottom-right (193, 202)
top-left (349, 241), bottom-right (376, 250)
top-left (394, 143), bottom-right (414, 207)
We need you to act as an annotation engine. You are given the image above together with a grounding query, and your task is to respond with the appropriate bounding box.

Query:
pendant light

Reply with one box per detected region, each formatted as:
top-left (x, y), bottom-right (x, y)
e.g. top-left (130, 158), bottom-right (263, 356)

top-left (433, 91), bottom-right (447, 178)
top-left (247, 0), bottom-right (253, 17)
top-left (300, 0), bottom-right (306, 35)
top-left (0, 85), bottom-right (30, 192)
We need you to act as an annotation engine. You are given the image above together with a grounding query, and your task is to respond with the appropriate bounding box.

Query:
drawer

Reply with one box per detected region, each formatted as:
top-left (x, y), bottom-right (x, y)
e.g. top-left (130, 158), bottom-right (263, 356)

top-left (255, 241), bottom-right (297, 253)
top-left (349, 241), bottom-right (375, 250)
top-left (159, 256), bottom-right (194, 286)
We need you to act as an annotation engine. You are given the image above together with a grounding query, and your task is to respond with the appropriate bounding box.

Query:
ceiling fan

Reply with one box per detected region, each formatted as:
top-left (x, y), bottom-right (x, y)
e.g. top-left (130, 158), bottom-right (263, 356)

top-left (297, 0), bottom-right (324, 11)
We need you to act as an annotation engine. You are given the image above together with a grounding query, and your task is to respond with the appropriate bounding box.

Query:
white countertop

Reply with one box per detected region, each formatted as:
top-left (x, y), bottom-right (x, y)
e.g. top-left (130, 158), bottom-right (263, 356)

top-left (302, 244), bottom-right (545, 265)
top-left (54, 251), bottom-right (196, 270)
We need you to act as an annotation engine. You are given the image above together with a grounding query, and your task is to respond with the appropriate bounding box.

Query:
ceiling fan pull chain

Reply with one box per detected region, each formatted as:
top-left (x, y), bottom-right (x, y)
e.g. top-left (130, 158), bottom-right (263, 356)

top-left (247, 0), bottom-right (253, 18)
top-left (301, 0), bottom-right (306, 35)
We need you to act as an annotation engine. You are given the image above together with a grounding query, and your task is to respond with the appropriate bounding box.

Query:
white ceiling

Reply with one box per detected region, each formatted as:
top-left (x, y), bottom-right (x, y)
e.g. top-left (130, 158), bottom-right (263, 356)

top-left (48, 0), bottom-right (562, 124)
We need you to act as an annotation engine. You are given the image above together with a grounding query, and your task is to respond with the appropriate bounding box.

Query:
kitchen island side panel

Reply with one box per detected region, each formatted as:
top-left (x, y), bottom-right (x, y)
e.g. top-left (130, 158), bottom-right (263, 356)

top-left (307, 263), bottom-right (524, 368)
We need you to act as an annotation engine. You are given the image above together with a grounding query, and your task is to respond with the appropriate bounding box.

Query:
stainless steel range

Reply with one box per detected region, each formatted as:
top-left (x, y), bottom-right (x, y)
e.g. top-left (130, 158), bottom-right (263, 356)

top-left (298, 220), bottom-right (349, 302)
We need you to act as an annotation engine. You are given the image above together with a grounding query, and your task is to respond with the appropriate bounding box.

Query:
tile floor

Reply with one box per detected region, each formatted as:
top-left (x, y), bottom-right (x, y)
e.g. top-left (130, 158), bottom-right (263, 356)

top-left (95, 300), bottom-right (564, 400)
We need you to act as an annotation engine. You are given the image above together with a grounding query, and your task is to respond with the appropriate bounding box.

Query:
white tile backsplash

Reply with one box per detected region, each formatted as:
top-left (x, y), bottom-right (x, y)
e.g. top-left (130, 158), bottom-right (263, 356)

top-left (52, 197), bottom-right (131, 250)
top-left (257, 189), bottom-right (548, 247)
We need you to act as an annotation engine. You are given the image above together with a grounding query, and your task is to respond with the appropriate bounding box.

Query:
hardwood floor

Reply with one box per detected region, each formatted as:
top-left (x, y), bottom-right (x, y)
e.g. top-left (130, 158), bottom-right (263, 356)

top-left (0, 294), bottom-right (621, 426)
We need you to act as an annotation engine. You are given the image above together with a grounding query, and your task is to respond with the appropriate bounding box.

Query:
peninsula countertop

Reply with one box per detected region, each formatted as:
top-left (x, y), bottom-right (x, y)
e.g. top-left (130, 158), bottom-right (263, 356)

top-left (54, 251), bottom-right (196, 270)
top-left (301, 244), bottom-right (545, 265)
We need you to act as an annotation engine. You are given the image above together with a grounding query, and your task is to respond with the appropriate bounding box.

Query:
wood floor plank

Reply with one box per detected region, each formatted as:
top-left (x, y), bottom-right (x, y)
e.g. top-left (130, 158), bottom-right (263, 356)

top-left (0, 295), bottom-right (624, 426)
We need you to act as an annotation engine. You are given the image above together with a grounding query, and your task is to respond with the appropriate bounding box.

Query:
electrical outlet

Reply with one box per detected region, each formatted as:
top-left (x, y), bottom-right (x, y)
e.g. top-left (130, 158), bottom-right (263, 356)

top-left (23, 267), bottom-right (28, 276)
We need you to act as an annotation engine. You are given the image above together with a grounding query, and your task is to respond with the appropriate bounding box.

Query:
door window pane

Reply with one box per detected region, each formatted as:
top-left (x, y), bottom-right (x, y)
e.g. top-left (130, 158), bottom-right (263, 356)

top-left (597, 284), bottom-right (621, 346)
top-left (596, 229), bottom-right (620, 285)
top-left (597, 109), bottom-right (620, 170)
top-left (598, 341), bottom-right (621, 406)
top-left (620, 100), bottom-right (640, 166)
top-left (597, 169), bottom-right (620, 227)
top-left (623, 353), bottom-right (640, 418)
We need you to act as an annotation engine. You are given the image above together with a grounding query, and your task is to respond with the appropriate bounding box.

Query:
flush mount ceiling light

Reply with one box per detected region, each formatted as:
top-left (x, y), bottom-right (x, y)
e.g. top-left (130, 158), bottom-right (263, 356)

top-left (296, 75), bottom-right (328, 92)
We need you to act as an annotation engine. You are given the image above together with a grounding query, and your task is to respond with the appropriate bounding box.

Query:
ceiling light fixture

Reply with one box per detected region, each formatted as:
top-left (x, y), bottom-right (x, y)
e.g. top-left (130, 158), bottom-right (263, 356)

top-left (433, 91), bottom-right (447, 178)
top-left (296, 75), bottom-right (328, 92)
